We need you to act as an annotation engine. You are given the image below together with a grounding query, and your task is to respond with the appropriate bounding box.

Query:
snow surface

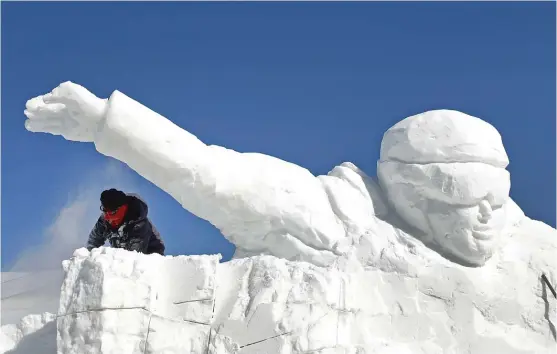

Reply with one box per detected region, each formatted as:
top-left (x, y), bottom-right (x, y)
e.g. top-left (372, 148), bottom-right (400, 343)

top-left (1, 271), bottom-right (63, 326)
top-left (2, 81), bottom-right (556, 353)
top-left (379, 110), bottom-right (509, 167)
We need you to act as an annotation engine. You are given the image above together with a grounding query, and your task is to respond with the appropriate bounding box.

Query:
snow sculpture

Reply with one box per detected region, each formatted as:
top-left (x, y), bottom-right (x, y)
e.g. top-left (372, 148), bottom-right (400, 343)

top-left (9, 81), bottom-right (555, 353)
top-left (23, 82), bottom-right (523, 267)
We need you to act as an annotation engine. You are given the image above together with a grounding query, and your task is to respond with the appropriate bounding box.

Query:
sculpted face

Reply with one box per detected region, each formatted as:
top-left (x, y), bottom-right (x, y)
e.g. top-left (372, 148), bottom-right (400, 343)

top-left (426, 199), bottom-right (508, 265)
top-left (377, 110), bottom-right (512, 266)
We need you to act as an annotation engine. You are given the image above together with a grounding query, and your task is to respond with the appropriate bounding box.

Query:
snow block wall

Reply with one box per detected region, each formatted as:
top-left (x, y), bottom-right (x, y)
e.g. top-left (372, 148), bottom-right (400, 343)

top-left (39, 244), bottom-right (555, 354)
top-left (56, 247), bottom-right (220, 353)
top-left (2, 231), bottom-right (556, 353)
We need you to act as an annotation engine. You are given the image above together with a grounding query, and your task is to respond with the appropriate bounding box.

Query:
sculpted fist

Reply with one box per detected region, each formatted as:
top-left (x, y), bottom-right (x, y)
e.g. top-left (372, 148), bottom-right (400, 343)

top-left (24, 81), bottom-right (108, 142)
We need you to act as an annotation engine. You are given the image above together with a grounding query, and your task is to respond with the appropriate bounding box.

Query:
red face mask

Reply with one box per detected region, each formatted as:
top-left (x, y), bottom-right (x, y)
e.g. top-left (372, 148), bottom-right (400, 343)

top-left (102, 204), bottom-right (128, 228)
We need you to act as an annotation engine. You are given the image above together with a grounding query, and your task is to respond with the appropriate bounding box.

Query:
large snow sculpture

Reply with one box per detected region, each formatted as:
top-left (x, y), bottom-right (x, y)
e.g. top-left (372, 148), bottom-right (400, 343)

top-left (13, 81), bottom-right (556, 354)
top-left (24, 81), bottom-right (524, 267)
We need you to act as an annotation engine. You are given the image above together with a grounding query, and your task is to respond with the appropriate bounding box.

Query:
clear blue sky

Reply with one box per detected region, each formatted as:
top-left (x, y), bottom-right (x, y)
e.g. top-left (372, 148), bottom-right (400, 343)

top-left (2, 2), bottom-right (555, 270)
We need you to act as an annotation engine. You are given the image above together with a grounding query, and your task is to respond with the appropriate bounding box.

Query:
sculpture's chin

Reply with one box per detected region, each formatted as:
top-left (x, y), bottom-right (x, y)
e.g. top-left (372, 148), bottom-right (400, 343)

top-left (440, 228), bottom-right (498, 267)
top-left (471, 228), bottom-right (493, 241)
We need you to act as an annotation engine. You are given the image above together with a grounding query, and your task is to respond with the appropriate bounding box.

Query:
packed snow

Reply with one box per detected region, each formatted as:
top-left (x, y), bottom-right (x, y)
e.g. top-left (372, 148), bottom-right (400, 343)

top-left (2, 81), bottom-right (556, 353)
top-left (1, 271), bottom-right (63, 326)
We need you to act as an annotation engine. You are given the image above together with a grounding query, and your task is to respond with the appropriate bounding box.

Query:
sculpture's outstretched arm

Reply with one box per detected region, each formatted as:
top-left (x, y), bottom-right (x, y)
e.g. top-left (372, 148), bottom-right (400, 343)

top-left (24, 82), bottom-right (346, 262)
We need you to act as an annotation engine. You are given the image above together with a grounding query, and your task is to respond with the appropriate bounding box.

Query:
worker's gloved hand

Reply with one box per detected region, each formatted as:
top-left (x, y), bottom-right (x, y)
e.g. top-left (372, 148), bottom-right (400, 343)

top-left (24, 81), bottom-right (108, 143)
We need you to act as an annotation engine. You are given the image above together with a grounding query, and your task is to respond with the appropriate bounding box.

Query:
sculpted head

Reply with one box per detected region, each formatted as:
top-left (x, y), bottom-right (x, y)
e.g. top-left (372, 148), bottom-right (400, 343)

top-left (377, 110), bottom-right (512, 266)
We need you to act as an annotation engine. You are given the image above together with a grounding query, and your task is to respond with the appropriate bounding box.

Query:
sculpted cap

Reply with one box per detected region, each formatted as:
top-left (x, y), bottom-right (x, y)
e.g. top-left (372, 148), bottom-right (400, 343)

top-left (379, 109), bottom-right (509, 168)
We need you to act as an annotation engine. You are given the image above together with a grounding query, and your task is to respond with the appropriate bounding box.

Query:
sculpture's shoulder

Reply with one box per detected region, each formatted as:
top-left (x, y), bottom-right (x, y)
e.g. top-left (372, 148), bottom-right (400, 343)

top-left (510, 217), bottom-right (557, 256)
top-left (501, 216), bottom-right (557, 284)
top-left (320, 162), bottom-right (389, 218)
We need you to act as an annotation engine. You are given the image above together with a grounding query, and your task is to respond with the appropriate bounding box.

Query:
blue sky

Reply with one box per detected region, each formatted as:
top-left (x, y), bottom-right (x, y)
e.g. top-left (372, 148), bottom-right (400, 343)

top-left (1, 2), bottom-right (555, 270)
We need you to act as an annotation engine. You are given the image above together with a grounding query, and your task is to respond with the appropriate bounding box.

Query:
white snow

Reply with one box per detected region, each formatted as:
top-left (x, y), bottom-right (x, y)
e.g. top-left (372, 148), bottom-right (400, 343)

top-left (5, 241), bottom-right (556, 353)
top-left (379, 109), bottom-right (509, 167)
top-left (0, 313), bottom-right (56, 353)
top-left (376, 110), bottom-right (518, 267)
top-left (2, 81), bottom-right (555, 353)
top-left (1, 271), bottom-right (63, 326)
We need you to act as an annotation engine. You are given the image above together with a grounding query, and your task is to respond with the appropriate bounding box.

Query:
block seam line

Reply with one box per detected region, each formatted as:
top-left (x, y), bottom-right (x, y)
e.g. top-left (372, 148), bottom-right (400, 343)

top-left (143, 313), bottom-right (153, 354)
top-left (183, 318), bottom-right (212, 326)
top-left (173, 297), bottom-right (213, 305)
top-left (56, 306), bottom-right (149, 318)
top-left (205, 328), bottom-right (213, 354)
top-left (56, 307), bottom-right (209, 326)
top-left (239, 309), bottom-right (334, 351)
top-left (239, 331), bottom-right (293, 349)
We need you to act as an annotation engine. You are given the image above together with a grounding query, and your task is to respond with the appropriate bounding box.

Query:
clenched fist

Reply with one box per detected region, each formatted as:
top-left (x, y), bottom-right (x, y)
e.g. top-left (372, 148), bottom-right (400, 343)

top-left (24, 81), bottom-right (108, 142)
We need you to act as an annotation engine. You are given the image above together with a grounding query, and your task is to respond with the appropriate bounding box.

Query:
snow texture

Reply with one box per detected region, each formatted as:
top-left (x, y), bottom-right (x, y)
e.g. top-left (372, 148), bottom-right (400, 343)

top-left (0, 313), bottom-right (56, 353)
top-left (1, 271), bottom-right (63, 326)
top-left (2, 81), bottom-right (556, 353)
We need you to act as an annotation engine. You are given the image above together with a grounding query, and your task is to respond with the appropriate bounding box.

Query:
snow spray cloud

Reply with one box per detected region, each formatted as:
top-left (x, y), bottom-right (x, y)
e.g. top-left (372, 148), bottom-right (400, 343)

top-left (8, 160), bottom-right (138, 272)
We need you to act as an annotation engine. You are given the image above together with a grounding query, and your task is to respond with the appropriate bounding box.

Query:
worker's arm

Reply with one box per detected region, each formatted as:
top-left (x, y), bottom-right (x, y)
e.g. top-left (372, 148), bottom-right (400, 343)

top-left (125, 220), bottom-right (151, 253)
top-left (86, 216), bottom-right (109, 251)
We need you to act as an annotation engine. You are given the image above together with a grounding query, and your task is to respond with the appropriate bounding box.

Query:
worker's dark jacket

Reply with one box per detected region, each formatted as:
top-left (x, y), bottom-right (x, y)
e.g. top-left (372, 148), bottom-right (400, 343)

top-left (86, 194), bottom-right (165, 255)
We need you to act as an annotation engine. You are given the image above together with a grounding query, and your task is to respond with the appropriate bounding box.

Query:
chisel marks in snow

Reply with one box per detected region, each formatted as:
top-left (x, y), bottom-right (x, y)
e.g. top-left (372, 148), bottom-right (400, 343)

top-left (243, 261), bottom-right (256, 320)
top-left (541, 280), bottom-right (557, 341)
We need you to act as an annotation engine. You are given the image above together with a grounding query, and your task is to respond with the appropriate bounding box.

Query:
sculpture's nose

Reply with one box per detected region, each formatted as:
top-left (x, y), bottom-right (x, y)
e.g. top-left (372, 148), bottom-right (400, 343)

top-left (478, 199), bottom-right (493, 224)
